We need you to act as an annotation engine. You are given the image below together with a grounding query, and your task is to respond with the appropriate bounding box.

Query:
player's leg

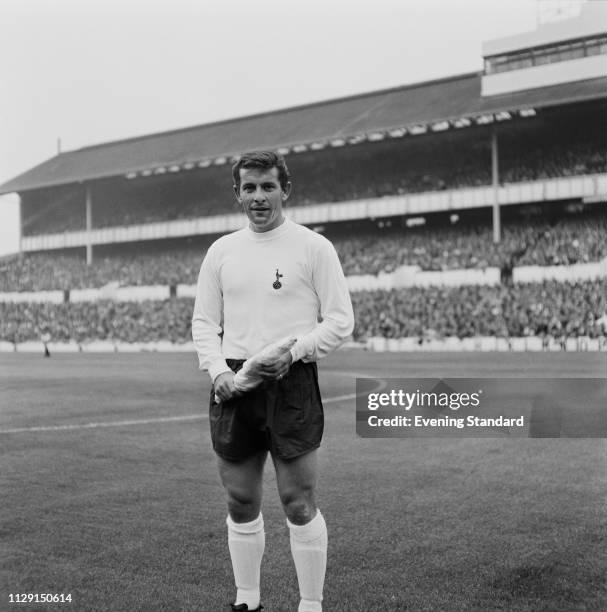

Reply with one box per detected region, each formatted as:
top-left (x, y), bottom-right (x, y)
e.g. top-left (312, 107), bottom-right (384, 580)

top-left (273, 450), bottom-right (327, 612)
top-left (218, 451), bottom-right (267, 611)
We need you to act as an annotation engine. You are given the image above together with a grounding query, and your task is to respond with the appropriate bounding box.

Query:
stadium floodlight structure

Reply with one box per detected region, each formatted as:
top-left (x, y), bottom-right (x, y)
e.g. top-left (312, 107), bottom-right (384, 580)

top-left (0, 3), bottom-right (606, 262)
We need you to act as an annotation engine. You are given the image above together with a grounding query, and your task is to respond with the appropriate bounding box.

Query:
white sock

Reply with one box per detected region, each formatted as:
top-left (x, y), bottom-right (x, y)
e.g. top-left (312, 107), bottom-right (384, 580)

top-left (227, 513), bottom-right (264, 609)
top-left (287, 510), bottom-right (327, 612)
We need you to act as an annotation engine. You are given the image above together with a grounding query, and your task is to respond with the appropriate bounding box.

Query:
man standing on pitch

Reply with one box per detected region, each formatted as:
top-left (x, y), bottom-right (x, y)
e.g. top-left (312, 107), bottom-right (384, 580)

top-left (192, 151), bottom-right (354, 611)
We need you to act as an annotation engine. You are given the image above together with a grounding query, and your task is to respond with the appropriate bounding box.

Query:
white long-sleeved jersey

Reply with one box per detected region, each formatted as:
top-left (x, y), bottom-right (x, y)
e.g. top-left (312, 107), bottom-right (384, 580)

top-left (192, 217), bottom-right (354, 381)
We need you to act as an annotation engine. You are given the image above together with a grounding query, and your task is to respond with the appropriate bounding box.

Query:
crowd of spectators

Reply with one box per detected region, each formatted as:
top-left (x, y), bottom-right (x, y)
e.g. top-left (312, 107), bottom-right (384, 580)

top-left (515, 215), bottom-right (607, 266)
top-left (333, 223), bottom-right (508, 275)
top-left (334, 212), bottom-right (607, 275)
top-left (351, 279), bottom-right (607, 340)
top-left (499, 133), bottom-right (607, 183)
top-left (3, 209), bottom-right (606, 292)
top-left (21, 122), bottom-right (607, 236)
top-left (21, 186), bottom-right (85, 237)
top-left (0, 248), bottom-right (209, 292)
top-left (0, 299), bottom-right (192, 345)
top-left (2, 280), bottom-right (605, 345)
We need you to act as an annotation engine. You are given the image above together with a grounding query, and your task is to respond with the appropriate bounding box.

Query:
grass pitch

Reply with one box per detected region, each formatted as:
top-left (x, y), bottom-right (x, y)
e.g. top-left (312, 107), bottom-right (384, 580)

top-left (1, 351), bottom-right (606, 611)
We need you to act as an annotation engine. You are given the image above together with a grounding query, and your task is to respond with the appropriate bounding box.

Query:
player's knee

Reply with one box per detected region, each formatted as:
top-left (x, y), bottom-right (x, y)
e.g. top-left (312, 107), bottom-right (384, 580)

top-left (225, 489), bottom-right (261, 522)
top-left (280, 488), bottom-right (316, 524)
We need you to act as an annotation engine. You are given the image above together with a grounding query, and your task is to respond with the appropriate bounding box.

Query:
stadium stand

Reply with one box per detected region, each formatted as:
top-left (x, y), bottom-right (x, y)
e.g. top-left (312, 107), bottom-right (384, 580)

top-left (18, 126), bottom-right (607, 235)
top-left (2, 8), bottom-right (607, 351)
top-left (2, 205), bottom-right (606, 291)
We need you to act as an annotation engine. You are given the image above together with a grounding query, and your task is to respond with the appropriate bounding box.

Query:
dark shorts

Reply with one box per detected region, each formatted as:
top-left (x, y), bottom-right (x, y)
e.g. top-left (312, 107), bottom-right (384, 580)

top-left (209, 359), bottom-right (324, 461)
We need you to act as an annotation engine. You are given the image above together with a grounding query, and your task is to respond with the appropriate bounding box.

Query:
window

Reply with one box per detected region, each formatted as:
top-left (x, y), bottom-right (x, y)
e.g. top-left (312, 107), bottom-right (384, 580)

top-left (533, 50), bottom-right (551, 65)
top-left (585, 39), bottom-right (602, 56)
top-left (518, 52), bottom-right (533, 68)
top-left (508, 58), bottom-right (522, 71)
top-left (485, 35), bottom-right (607, 75)
top-left (494, 57), bottom-right (510, 73)
top-left (563, 42), bottom-right (584, 60)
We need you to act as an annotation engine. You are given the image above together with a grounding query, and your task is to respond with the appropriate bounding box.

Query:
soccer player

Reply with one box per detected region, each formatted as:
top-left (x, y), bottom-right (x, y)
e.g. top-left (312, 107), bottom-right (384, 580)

top-left (192, 151), bottom-right (354, 612)
top-left (40, 327), bottom-right (51, 357)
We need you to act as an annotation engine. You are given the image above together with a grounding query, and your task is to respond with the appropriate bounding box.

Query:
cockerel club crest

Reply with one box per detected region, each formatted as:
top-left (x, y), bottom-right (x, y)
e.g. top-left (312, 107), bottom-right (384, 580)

top-left (273, 269), bottom-right (283, 290)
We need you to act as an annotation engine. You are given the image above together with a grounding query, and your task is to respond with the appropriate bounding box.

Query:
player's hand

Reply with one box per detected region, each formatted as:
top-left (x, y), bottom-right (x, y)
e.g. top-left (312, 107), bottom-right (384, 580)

top-left (213, 371), bottom-right (240, 402)
top-left (258, 350), bottom-right (293, 381)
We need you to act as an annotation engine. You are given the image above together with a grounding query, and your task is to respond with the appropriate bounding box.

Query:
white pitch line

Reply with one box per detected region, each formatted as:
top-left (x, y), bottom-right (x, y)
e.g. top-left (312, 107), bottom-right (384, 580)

top-left (0, 414), bottom-right (206, 434)
top-left (0, 384), bottom-right (381, 435)
top-left (322, 372), bottom-right (386, 404)
top-left (323, 392), bottom-right (358, 404)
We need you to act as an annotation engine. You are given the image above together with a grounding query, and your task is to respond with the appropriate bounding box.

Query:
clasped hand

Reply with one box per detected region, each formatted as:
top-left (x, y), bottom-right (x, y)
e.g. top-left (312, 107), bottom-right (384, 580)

top-left (214, 350), bottom-right (293, 403)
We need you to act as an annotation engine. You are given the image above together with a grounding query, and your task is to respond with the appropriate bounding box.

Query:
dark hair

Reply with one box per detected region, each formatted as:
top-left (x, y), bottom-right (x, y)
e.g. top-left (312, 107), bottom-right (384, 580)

top-left (232, 150), bottom-right (291, 192)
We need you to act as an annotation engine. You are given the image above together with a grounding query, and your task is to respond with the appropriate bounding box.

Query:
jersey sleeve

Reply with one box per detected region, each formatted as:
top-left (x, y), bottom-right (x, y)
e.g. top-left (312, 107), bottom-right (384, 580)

top-left (191, 245), bottom-right (231, 381)
top-left (290, 238), bottom-right (354, 363)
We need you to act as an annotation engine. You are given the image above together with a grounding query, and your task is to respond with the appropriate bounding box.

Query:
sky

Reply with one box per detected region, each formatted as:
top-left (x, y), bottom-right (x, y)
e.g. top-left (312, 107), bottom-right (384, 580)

top-left (0, 0), bottom-right (590, 256)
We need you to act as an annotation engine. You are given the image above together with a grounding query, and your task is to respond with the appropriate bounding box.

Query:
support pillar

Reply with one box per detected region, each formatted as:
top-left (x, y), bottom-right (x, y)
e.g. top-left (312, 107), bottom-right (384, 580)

top-left (491, 128), bottom-right (501, 244)
top-left (17, 194), bottom-right (23, 254)
top-left (85, 185), bottom-right (93, 264)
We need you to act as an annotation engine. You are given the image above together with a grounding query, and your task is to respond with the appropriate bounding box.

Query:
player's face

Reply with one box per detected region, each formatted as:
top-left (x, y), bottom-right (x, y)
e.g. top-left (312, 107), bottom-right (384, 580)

top-left (235, 166), bottom-right (291, 233)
